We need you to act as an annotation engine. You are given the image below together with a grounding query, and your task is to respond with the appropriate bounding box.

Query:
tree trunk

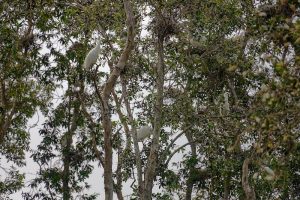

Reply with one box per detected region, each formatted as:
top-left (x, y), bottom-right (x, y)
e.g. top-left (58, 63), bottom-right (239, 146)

top-left (99, 1), bottom-right (135, 199)
top-left (242, 158), bottom-right (256, 200)
top-left (101, 100), bottom-right (114, 200)
top-left (185, 177), bottom-right (193, 200)
top-left (143, 32), bottom-right (165, 200)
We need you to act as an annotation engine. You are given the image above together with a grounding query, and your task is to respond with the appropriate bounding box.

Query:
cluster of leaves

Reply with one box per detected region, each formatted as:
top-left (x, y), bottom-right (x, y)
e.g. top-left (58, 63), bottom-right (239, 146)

top-left (0, 0), bottom-right (300, 199)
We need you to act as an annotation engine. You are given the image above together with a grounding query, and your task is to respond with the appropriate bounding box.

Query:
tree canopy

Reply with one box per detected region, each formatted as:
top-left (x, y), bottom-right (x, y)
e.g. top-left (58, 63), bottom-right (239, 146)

top-left (1, 0), bottom-right (300, 199)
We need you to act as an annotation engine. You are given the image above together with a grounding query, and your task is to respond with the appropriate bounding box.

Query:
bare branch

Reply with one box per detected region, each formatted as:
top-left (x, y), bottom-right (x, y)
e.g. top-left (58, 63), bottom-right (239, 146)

top-left (159, 124), bottom-right (193, 164)
top-left (164, 141), bottom-right (199, 167)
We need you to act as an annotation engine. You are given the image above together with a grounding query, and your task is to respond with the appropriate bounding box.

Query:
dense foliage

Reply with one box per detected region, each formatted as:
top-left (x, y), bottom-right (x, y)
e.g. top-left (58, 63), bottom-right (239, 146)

top-left (1, 0), bottom-right (299, 199)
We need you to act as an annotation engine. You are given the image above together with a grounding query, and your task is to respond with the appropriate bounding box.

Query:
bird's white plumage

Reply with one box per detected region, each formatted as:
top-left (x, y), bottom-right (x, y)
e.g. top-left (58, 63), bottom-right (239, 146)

top-left (223, 92), bottom-right (230, 113)
top-left (262, 166), bottom-right (275, 181)
top-left (137, 125), bottom-right (152, 142)
top-left (263, 166), bottom-right (275, 177)
top-left (84, 42), bottom-right (101, 69)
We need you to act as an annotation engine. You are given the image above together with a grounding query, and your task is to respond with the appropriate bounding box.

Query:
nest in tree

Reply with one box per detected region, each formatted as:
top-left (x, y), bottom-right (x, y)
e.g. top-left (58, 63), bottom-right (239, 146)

top-left (154, 16), bottom-right (177, 39)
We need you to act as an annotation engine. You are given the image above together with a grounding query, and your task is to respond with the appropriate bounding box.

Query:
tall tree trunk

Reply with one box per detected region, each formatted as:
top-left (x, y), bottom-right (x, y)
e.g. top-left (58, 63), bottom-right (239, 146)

top-left (185, 177), bottom-right (194, 200)
top-left (99, 1), bottom-right (135, 199)
top-left (143, 30), bottom-right (165, 200)
top-left (100, 99), bottom-right (114, 200)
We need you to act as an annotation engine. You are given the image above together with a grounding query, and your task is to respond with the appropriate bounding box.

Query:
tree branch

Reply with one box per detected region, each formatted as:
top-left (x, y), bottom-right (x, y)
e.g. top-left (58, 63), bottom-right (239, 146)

top-left (101, 0), bottom-right (135, 100)
top-left (120, 76), bottom-right (144, 197)
top-left (242, 158), bottom-right (256, 200)
top-left (99, 1), bottom-right (135, 199)
top-left (144, 14), bottom-right (166, 199)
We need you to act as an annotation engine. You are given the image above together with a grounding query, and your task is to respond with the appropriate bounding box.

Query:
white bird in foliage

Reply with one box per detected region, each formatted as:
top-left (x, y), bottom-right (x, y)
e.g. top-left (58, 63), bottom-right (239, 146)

top-left (263, 166), bottom-right (275, 181)
top-left (83, 40), bottom-right (101, 69)
top-left (137, 125), bottom-right (153, 142)
top-left (223, 91), bottom-right (230, 113)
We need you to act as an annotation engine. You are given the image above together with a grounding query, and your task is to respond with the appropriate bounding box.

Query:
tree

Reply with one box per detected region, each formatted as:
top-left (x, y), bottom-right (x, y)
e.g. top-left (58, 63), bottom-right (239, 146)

top-left (1, 0), bottom-right (300, 199)
top-left (0, 1), bottom-right (52, 198)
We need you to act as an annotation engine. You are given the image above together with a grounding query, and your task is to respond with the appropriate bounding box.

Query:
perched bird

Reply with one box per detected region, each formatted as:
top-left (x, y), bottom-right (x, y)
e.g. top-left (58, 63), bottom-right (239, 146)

top-left (263, 166), bottom-right (276, 181)
top-left (83, 40), bottom-right (101, 69)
